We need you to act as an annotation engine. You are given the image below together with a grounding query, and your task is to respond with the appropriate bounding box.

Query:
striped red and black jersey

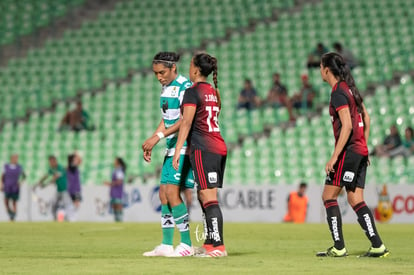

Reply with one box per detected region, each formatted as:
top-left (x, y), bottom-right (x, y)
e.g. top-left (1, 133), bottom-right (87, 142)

top-left (182, 82), bottom-right (227, 155)
top-left (329, 81), bottom-right (368, 156)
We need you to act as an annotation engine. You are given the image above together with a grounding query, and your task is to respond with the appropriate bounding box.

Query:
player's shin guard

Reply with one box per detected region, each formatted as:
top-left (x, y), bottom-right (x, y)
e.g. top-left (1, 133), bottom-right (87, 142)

top-left (199, 199), bottom-right (212, 245)
top-left (203, 200), bottom-right (224, 247)
top-left (324, 200), bottom-right (345, 250)
top-left (161, 204), bottom-right (175, 245)
top-left (172, 203), bottom-right (191, 246)
top-left (353, 201), bottom-right (383, 248)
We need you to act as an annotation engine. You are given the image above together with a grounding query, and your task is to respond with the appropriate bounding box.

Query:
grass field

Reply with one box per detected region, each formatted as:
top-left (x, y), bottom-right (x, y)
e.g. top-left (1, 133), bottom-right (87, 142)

top-left (0, 222), bottom-right (413, 275)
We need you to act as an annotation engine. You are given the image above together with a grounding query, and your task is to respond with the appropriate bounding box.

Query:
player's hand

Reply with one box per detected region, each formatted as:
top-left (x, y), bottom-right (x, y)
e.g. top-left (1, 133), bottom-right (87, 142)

top-left (143, 150), bottom-right (152, 163)
top-left (142, 135), bottom-right (160, 152)
top-left (325, 155), bottom-right (338, 175)
top-left (172, 151), bottom-right (180, 170)
top-left (367, 156), bottom-right (371, 166)
top-left (104, 181), bottom-right (111, 186)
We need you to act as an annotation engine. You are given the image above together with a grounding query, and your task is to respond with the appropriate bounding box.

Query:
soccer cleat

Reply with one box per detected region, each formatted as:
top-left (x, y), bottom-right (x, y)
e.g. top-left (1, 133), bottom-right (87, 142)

top-left (193, 244), bottom-right (210, 256)
top-left (143, 244), bottom-right (174, 257)
top-left (167, 243), bottom-right (194, 257)
top-left (316, 246), bottom-right (348, 257)
top-left (204, 245), bottom-right (228, 257)
top-left (358, 244), bottom-right (389, 258)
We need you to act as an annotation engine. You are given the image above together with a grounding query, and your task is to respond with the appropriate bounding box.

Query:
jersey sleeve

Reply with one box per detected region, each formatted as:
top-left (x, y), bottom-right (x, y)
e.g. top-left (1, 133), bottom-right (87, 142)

top-left (331, 89), bottom-right (349, 111)
top-left (179, 81), bottom-right (193, 105)
top-left (115, 170), bottom-right (125, 180)
top-left (182, 87), bottom-right (199, 107)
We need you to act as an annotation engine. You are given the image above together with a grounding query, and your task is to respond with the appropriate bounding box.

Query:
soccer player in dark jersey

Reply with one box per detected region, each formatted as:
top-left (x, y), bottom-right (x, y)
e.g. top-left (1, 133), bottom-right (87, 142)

top-left (316, 52), bottom-right (389, 258)
top-left (1, 154), bottom-right (25, 221)
top-left (173, 53), bottom-right (228, 257)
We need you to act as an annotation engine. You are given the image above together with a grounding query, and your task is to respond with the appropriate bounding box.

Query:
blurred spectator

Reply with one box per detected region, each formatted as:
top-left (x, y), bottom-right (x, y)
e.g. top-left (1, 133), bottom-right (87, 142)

top-left (307, 42), bottom-right (329, 68)
top-left (1, 154), bottom-right (25, 221)
top-left (104, 157), bottom-right (126, 222)
top-left (37, 155), bottom-right (73, 221)
top-left (387, 126), bottom-right (414, 157)
top-left (371, 125), bottom-right (402, 157)
top-left (265, 73), bottom-right (295, 121)
top-left (283, 182), bottom-right (308, 223)
top-left (237, 79), bottom-right (262, 110)
top-left (333, 42), bottom-right (359, 69)
top-left (59, 101), bottom-right (93, 132)
top-left (67, 152), bottom-right (82, 214)
top-left (291, 74), bottom-right (316, 110)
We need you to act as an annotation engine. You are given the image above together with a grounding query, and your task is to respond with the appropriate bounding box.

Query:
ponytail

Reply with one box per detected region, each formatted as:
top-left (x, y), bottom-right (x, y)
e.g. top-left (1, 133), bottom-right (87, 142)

top-left (321, 52), bottom-right (364, 117)
top-left (340, 64), bottom-right (364, 116)
top-left (193, 53), bottom-right (221, 108)
top-left (211, 57), bottom-right (221, 108)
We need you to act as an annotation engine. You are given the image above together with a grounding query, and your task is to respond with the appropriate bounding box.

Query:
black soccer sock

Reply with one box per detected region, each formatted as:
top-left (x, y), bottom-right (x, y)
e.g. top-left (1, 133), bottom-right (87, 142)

top-left (324, 200), bottom-right (345, 250)
top-left (199, 199), bottom-right (212, 245)
top-left (353, 201), bottom-right (383, 248)
top-left (203, 200), bottom-right (224, 247)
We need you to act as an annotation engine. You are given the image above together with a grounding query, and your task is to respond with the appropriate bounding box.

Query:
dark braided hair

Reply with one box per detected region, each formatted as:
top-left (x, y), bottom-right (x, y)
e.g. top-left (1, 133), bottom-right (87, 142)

top-left (193, 53), bottom-right (221, 108)
top-left (321, 52), bottom-right (364, 116)
top-left (152, 52), bottom-right (180, 72)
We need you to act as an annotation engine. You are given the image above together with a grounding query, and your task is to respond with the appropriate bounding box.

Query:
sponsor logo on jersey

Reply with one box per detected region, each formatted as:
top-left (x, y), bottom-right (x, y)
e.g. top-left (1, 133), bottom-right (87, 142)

top-left (170, 86), bottom-right (178, 97)
top-left (343, 171), bottom-right (355, 182)
top-left (208, 172), bottom-right (217, 183)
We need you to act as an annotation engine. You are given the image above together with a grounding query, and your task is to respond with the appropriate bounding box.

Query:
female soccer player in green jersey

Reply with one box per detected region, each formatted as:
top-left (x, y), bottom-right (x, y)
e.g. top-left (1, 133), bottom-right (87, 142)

top-left (142, 52), bottom-right (194, 257)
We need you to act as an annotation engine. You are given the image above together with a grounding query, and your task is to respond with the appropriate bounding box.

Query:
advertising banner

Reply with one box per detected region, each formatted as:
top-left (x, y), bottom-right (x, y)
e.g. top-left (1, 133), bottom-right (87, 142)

top-left (0, 183), bottom-right (413, 223)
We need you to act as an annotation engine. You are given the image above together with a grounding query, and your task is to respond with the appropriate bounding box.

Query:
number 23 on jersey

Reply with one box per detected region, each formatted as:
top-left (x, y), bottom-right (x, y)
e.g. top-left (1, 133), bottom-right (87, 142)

top-left (206, 106), bottom-right (220, 132)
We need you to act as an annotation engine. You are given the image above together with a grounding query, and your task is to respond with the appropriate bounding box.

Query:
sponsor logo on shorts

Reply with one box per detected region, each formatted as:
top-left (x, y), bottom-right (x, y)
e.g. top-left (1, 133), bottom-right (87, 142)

top-left (343, 171), bottom-right (355, 182)
top-left (174, 172), bottom-right (181, 181)
top-left (208, 172), bottom-right (218, 183)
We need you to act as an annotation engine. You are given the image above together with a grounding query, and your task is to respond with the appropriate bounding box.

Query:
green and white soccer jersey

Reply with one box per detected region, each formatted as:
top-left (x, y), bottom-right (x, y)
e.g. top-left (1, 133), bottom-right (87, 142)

top-left (160, 74), bottom-right (192, 156)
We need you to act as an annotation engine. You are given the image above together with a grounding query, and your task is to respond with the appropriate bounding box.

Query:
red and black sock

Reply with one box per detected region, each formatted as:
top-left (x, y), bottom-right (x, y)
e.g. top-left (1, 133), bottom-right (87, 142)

top-left (199, 199), bottom-right (212, 245)
top-left (353, 201), bottom-right (383, 248)
top-left (325, 200), bottom-right (345, 250)
top-left (203, 200), bottom-right (224, 247)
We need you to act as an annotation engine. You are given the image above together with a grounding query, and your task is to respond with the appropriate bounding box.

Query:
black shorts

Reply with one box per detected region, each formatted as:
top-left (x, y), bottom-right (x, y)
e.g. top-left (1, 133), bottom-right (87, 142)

top-left (70, 193), bottom-right (82, 202)
top-left (325, 150), bottom-right (368, 192)
top-left (190, 148), bottom-right (226, 191)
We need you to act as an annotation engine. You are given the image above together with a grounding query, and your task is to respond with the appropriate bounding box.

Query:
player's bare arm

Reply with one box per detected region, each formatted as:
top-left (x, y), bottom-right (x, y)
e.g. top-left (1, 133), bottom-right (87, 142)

top-left (325, 107), bottom-right (353, 174)
top-left (172, 106), bottom-right (196, 170)
top-left (142, 119), bottom-right (165, 152)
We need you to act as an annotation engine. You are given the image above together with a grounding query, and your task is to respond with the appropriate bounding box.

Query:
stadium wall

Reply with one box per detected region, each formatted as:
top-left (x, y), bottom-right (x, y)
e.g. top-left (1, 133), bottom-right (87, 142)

top-left (0, 184), bottom-right (413, 223)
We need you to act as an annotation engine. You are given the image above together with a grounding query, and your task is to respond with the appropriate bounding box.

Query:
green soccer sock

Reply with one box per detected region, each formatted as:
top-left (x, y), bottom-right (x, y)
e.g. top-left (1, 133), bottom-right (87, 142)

top-left (161, 204), bottom-right (175, 245)
top-left (172, 203), bottom-right (191, 247)
top-left (114, 209), bottom-right (123, 222)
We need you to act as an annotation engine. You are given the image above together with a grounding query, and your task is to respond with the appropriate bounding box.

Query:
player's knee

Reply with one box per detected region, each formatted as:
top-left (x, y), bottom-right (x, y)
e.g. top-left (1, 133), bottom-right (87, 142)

top-left (322, 193), bottom-right (336, 202)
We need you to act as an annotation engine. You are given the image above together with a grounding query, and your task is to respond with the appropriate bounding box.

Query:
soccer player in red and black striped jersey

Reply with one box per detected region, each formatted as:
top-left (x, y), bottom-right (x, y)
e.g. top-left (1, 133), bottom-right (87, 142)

top-left (316, 52), bottom-right (389, 258)
top-left (173, 53), bottom-right (227, 257)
